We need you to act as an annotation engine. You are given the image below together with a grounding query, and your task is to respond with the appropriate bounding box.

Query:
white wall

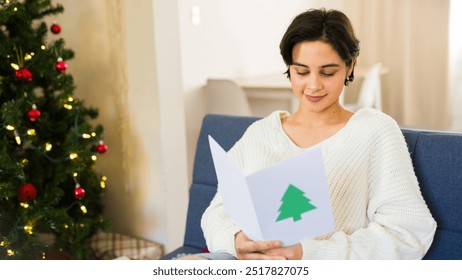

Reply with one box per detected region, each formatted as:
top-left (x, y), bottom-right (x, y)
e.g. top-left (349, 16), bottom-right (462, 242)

top-left (56, 0), bottom-right (188, 253)
top-left (449, 0), bottom-right (462, 130)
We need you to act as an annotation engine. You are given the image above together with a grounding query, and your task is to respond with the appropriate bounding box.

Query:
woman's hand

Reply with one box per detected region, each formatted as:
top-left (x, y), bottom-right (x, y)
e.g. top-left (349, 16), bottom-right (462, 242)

top-left (235, 231), bottom-right (296, 260)
top-left (263, 243), bottom-right (303, 260)
top-left (234, 231), bottom-right (284, 260)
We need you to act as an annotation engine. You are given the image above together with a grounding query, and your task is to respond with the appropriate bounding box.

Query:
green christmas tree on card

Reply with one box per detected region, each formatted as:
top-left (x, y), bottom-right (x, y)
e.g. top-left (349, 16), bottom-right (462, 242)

top-left (276, 184), bottom-right (316, 222)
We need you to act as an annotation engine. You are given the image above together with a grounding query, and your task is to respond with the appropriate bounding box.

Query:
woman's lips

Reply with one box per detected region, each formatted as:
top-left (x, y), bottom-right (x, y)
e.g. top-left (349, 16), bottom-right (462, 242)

top-left (305, 94), bottom-right (326, 103)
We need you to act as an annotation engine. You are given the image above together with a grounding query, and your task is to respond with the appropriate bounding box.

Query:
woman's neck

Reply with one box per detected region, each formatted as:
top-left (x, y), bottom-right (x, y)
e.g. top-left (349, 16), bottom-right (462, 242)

top-left (291, 103), bottom-right (352, 128)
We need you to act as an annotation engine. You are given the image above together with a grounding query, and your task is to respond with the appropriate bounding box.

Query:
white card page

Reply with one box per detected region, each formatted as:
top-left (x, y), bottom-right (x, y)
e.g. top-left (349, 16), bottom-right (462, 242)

top-left (208, 135), bottom-right (334, 246)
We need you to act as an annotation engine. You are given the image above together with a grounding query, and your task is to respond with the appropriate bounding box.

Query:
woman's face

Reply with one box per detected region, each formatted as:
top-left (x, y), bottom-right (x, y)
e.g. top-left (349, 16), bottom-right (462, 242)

top-left (289, 40), bottom-right (352, 113)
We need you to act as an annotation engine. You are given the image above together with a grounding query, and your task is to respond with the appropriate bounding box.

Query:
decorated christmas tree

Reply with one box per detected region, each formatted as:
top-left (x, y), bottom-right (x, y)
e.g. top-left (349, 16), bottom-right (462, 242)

top-left (0, 0), bottom-right (110, 259)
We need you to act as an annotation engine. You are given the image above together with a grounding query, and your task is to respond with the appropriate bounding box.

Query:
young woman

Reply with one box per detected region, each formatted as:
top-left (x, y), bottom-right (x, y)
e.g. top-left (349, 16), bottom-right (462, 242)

top-left (183, 8), bottom-right (436, 260)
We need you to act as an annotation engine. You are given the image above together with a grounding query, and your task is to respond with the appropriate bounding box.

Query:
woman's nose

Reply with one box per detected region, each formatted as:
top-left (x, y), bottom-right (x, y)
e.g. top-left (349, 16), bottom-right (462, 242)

top-left (305, 75), bottom-right (321, 91)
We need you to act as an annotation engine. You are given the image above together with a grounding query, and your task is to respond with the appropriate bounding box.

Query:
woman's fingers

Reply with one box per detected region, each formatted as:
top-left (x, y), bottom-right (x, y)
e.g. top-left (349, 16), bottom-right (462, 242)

top-left (235, 231), bottom-right (284, 259)
top-left (239, 252), bottom-right (287, 260)
top-left (239, 239), bottom-right (281, 253)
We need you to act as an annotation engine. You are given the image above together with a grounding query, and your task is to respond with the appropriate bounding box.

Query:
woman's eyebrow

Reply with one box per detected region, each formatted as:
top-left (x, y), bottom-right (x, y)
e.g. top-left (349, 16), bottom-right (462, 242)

top-left (320, 63), bottom-right (341, 69)
top-left (292, 62), bottom-right (341, 68)
top-left (292, 62), bottom-right (309, 68)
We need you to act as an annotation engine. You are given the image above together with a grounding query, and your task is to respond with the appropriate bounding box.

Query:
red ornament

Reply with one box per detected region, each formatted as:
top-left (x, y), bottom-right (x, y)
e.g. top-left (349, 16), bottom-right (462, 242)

top-left (55, 58), bottom-right (67, 73)
top-left (96, 141), bottom-right (108, 154)
top-left (18, 183), bottom-right (37, 202)
top-left (28, 104), bottom-right (41, 122)
top-left (15, 68), bottom-right (33, 81)
top-left (50, 23), bottom-right (61, 34)
top-left (73, 184), bottom-right (86, 200)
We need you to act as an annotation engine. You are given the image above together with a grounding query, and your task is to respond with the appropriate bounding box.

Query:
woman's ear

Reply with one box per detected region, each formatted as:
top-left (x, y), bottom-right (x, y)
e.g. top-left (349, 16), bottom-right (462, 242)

top-left (344, 57), bottom-right (357, 86)
top-left (348, 57), bottom-right (357, 77)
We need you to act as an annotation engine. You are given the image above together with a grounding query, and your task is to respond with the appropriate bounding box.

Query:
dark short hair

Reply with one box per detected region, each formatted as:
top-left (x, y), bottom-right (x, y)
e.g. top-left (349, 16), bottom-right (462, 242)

top-left (280, 8), bottom-right (360, 80)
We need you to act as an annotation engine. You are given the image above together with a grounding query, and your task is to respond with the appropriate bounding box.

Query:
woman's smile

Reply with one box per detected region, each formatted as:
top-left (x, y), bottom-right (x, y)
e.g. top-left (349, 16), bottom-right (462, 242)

top-left (305, 94), bottom-right (327, 103)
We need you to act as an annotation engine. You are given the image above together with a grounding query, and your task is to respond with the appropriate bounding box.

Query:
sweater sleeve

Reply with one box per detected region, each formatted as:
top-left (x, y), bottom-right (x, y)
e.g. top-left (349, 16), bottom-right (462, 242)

top-left (301, 117), bottom-right (437, 259)
top-left (201, 191), bottom-right (241, 256)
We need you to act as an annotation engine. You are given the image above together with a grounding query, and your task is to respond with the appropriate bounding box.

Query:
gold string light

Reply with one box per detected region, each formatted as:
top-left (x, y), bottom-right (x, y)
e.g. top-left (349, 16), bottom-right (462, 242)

top-left (14, 131), bottom-right (21, 145)
top-left (45, 143), bottom-right (52, 151)
top-left (23, 225), bottom-right (33, 235)
top-left (0, 241), bottom-right (15, 256)
top-left (100, 176), bottom-right (108, 189)
top-left (24, 53), bottom-right (33, 60)
top-left (7, 249), bottom-right (15, 257)
top-left (5, 125), bottom-right (21, 145)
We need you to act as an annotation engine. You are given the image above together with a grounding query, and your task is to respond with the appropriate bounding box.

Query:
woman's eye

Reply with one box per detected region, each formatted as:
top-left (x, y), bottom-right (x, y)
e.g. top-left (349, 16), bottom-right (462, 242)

top-left (321, 72), bottom-right (335, 77)
top-left (296, 71), bottom-right (309, 76)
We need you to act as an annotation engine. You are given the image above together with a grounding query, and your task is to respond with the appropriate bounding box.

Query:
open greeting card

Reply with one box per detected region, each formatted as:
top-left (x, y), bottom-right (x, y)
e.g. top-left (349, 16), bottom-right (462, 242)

top-left (208, 135), bottom-right (335, 246)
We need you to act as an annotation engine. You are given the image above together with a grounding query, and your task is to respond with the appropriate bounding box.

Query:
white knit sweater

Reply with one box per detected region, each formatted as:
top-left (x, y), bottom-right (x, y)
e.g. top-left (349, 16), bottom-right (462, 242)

top-left (201, 108), bottom-right (437, 259)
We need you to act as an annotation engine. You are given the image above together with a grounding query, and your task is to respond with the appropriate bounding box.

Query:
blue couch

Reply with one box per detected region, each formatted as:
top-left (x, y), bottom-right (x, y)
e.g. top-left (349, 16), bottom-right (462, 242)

top-left (161, 114), bottom-right (462, 260)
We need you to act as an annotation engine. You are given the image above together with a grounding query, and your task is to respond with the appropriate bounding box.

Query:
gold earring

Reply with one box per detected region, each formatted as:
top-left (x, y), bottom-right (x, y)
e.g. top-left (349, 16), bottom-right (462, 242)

top-left (344, 75), bottom-right (354, 86)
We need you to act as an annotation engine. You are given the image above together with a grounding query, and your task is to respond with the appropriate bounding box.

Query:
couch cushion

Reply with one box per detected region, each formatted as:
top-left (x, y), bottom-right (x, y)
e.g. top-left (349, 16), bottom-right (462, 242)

top-left (412, 131), bottom-right (462, 233)
top-left (410, 131), bottom-right (462, 259)
top-left (401, 129), bottom-right (419, 156)
top-left (183, 183), bottom-right (217, 249)
top-left (192, 114), bottom-right (259, 186)
top-left (423, 228), bottom-right (462, 260)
